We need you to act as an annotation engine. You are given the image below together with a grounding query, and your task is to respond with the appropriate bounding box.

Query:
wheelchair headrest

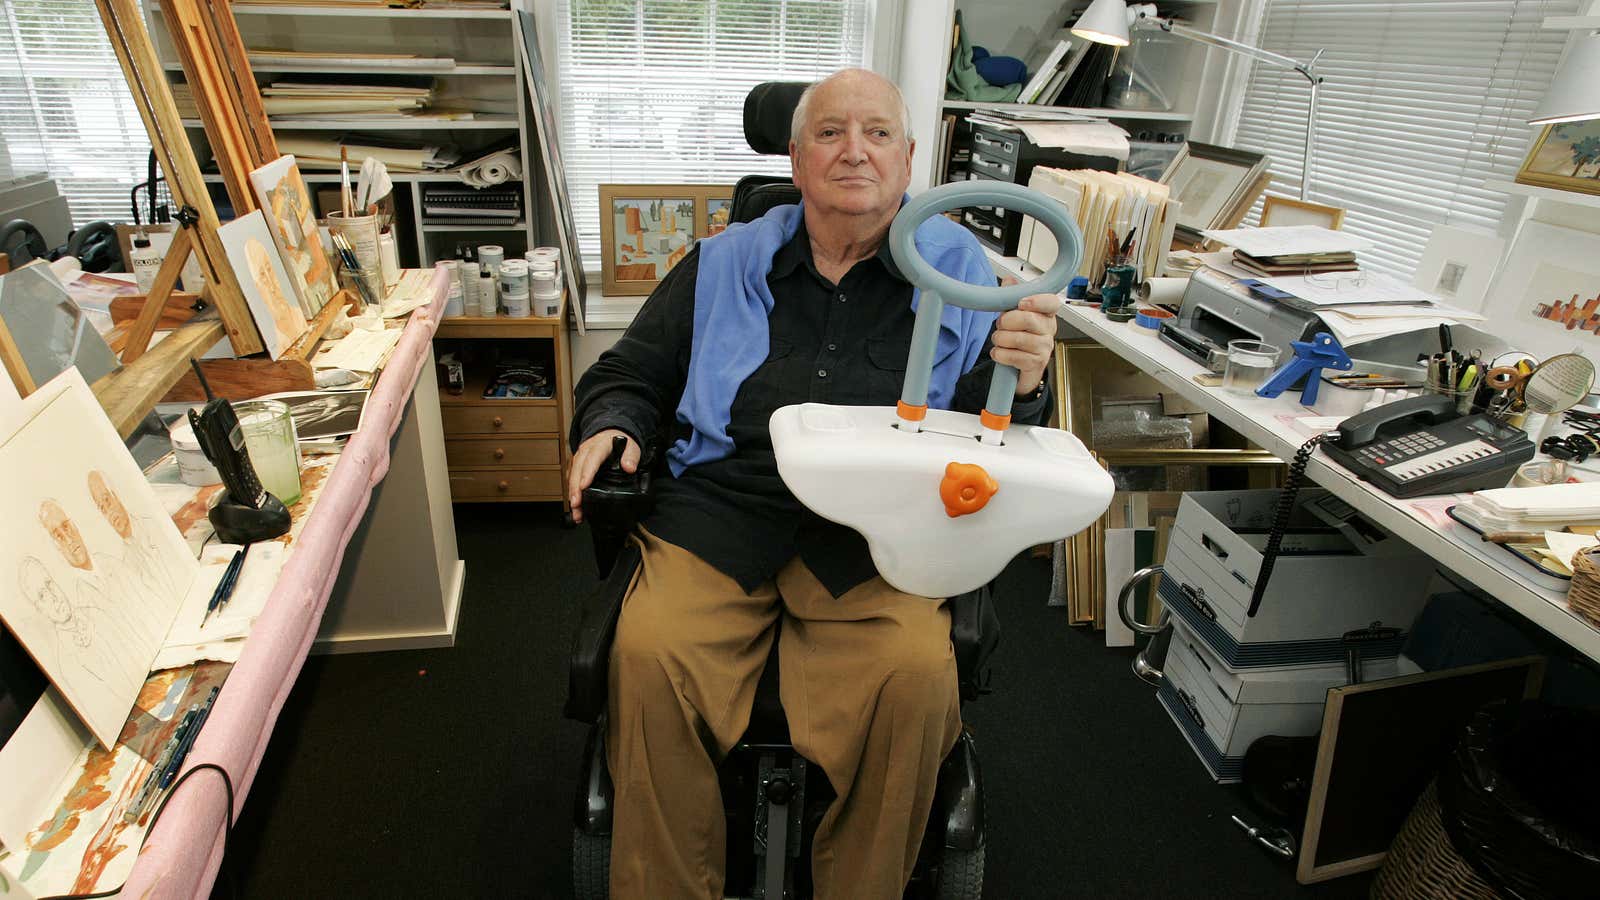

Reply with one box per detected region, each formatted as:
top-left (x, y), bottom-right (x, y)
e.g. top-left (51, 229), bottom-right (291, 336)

top-left (743, 82), bottom-right (810, 156)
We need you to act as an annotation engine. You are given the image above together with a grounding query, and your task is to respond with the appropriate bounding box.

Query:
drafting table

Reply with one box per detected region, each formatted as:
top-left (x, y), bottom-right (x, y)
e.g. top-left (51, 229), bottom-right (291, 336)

top-left (1052, 298), bottom-right (1600, 667)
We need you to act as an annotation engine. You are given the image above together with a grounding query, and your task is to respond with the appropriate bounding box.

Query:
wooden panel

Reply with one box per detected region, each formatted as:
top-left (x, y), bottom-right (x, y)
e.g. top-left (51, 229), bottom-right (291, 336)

top-left (93, 317), bottom-right (227, 437)
top-left (434, 317), bottom-right (559, 340)
top-left (441, 404), bottom-right (558, 435)
top-left (448, 467), bottom-right (562, 501)
top-left (160, 355), bottom-right (315, 403)
top-left (445, 436), bottom-right (560, 469)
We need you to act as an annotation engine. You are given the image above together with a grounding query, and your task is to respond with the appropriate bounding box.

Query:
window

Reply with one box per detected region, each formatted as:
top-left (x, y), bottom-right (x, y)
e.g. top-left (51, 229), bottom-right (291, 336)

top-left (0, 0), bottom-right (151, 226)
top-left (1230, 0), bottom-right (1583, 276)
top-left (555, 0), bottom-right (871, 265)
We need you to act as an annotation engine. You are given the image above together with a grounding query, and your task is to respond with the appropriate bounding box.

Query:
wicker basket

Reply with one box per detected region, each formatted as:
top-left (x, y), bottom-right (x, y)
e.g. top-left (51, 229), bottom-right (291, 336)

top-left (1568, 549), bottom-right (1600, 629)
top-left (1370, 781), bottom-right (1501, 900)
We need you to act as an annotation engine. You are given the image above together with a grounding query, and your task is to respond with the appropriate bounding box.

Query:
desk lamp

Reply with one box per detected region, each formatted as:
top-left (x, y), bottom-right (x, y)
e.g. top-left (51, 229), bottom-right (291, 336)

top-left (1530, 29), bottom-right (1600, 125)
top-left (1072, 0), bottom-right (1326, 201)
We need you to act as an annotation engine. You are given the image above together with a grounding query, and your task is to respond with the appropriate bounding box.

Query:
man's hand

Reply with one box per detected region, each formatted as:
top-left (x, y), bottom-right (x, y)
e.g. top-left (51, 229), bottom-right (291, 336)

top-left (992, 292), bottom-right (1060, 396)
top-left (567, 428), bottom-right (640, 524)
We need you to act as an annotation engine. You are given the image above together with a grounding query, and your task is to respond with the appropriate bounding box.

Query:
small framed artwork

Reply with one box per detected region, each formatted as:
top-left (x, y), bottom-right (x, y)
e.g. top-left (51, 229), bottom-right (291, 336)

top-left (1412, 224), bottom-right (1504, 312)
top-left (1515, 120), bottom-right (1600, 197)
top-left (1260, 196), bottom-right (1345, 231)
top-left (1481, 220), bottom-right (1600, 357)
top-left (1159, 142), bottom-right (1268, 242)
top-left (599, 185), bottom-right (735, 296)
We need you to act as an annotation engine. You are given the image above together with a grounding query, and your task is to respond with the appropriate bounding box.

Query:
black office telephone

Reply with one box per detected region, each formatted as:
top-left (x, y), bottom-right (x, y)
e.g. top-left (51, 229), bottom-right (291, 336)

top-left (1322, 394), bottom-right (1534, 498)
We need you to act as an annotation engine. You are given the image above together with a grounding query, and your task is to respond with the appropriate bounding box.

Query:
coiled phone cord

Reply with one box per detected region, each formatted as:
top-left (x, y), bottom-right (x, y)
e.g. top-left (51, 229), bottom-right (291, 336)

top-left (1248, 434), bottom-right (1326, 617)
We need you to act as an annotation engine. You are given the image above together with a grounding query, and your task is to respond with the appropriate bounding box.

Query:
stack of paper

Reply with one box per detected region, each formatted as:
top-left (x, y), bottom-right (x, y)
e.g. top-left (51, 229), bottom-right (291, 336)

top-left (246, 48), bottom-right (456, 68)
top-left (275, 136), bottom-right (455, 172)
top-left (1454, 481), bottom-right (1600, 535)
top-left (1019, 166), bottom-right (1179, 282)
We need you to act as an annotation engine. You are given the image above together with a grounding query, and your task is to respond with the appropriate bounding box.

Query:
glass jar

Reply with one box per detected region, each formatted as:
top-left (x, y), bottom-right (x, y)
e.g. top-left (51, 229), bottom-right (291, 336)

top-left (1104, 29), bottom-right (1179, 112)
top-left (233, 399), bottom-right (303, 506)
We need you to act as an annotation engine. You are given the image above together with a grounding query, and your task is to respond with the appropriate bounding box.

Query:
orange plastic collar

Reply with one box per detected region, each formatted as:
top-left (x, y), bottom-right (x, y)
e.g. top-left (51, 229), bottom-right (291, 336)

top-left (980, 409), bottom-right (1011, 432)
top-left (897, 400), bottom-right (929, 422)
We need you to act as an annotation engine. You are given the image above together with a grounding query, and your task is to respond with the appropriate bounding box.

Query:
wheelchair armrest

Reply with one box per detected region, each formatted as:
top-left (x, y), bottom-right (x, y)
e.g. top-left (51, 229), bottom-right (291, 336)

top-left (582, 434), bottom-right (657, 579)
top-left (565, 542), bottom-right (642, 724)
top-left (949, 584), bottom-right (1000, 703)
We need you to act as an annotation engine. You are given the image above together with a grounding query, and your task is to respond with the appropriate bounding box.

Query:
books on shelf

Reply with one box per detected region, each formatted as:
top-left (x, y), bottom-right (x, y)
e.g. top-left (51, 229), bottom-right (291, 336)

top-left (1018, 39), bottom-right (1072, 103)
top-left (421, 183), bottom-right (522, 222)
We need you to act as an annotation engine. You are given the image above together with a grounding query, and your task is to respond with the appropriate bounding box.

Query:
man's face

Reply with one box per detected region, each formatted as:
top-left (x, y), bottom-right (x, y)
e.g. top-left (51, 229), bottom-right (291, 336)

top-left (39, 501), bottom-right (91, 570)
top-left (790, 73), bottom-right (914, 220)
top-left (88, 471), bottom-right (131, 540)
top-left (33, 576), bottom-right (72, 625)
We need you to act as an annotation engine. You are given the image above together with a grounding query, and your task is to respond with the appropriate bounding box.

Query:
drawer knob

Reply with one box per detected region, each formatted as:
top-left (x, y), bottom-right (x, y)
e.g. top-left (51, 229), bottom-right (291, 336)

top-left (493, 448), bottom-right (506, 460)
top-left (497, 480), bottom-right (509, 492)
top-left (492, 416), bottom-right (504, 428)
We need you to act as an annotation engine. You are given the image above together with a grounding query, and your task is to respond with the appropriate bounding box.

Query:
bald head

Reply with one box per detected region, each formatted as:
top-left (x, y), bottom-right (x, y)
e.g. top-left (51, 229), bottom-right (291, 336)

top-left (790, 69), bottom-right (911, 148)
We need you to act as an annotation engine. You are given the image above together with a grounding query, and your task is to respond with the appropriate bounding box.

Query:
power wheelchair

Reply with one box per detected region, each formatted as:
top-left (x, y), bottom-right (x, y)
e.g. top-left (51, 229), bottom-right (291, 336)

top-left (564, 82), bottom-right (1005, 900)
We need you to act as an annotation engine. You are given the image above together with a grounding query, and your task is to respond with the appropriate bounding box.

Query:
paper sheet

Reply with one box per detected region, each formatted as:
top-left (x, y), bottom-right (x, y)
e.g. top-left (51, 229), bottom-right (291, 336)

top-left (1543, 531), bottom-right (1600, 570)
top-left (381, 269), bottom-right (436, 318)
top-left (153, 542), bottom-right (286, 670)
top-left (1260, 271), bottom-right (1444, 308)
top-left (1201, 225), bottom-right (1374, 257)
top-left (312, 326), bottom-right (401, 372)
top-left (1012, 121), bottom-right (1130, 161)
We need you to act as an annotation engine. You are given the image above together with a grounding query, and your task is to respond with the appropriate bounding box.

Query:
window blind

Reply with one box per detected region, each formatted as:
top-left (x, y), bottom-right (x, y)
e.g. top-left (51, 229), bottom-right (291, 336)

top-left (555, 0), bottom-right (870, 264)
top-left (1231, 0), bottom-right (1582, 277)
top-left (0, 0), bottom-right (151, 226)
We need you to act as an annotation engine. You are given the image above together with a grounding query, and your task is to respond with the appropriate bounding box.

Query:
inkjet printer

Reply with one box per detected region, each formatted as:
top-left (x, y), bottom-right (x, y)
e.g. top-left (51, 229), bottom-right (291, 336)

top-left (1159, 267), bottom-right (1438, 381)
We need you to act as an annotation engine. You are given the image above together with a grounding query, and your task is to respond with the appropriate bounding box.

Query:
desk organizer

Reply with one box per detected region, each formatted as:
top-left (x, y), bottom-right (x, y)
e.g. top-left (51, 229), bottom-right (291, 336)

top-left (1160, 489), bottom-right (1433, 671)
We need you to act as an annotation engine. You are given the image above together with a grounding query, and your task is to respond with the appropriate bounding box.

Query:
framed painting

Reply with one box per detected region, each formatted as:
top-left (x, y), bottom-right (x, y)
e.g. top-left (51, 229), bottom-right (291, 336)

top-left (1516, 120), bottom-right (1600, 197)
top-left (600, 185), bottom-right (735, 296)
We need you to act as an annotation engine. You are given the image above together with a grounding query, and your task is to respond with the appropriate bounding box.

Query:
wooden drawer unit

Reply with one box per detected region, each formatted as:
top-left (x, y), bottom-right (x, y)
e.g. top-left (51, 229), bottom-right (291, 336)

top-left (448, 467), bottom-right (563, 501)
top-left (445, 435), bottom-right (561, 469)
top-left (440, 402), bottom-right (558, 436)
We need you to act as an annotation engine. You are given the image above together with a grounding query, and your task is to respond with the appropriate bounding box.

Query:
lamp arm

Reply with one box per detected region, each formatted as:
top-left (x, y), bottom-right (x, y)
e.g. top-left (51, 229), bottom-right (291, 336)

top-left (1142, 17), bottom-right (1322, 85)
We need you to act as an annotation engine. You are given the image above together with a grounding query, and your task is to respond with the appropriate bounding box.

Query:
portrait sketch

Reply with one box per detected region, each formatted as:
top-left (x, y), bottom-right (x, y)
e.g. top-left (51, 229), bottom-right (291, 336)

top-left (221, 211), bottom-right (309, 360)
top-left (0, 370), bottom-right (196, 747)
top-left (249, 155), bottom-right (339, 315)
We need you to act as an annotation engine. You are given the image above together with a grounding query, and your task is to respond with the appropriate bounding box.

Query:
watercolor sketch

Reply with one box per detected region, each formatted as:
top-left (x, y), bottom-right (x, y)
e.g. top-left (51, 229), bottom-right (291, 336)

top-left (1517, 119), bottom-right (1600, 197)
top-left (1484, 221), bottom-right (1600, 358)
top-left (0, 371), bottom-right (196, 748)
top-left (611, 197), bottom-right (695, 282)
top-left (220, 211), bottom-right (309, 360)
top-left (249, 155), bottom-right (338, 315)
top-left (706, 198), bottom-right (731, 237)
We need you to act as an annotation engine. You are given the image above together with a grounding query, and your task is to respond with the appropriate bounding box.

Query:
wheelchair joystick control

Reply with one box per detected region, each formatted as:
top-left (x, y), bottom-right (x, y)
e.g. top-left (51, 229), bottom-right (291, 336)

top-left (769, 181), bottom-right (1115, 598)
top-left (581, 434), bottom-right (655, 579)
top-left (765, 776), bottom-right (792, 806)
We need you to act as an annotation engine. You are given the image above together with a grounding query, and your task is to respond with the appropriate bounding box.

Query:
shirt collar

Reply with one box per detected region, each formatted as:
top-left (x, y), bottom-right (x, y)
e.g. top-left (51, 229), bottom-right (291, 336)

top-left (769, 212), bottom-right (909, 286)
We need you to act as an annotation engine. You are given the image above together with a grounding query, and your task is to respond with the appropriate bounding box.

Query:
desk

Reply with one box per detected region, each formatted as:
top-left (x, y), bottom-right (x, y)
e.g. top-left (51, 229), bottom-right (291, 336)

top-left (8, 269), bottom-right (452, 898)
top-left (1056, 301), bottom-right (1600, 666)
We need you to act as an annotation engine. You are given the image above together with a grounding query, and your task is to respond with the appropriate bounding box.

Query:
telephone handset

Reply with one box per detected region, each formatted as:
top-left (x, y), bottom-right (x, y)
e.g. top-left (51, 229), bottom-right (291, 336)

top-left (185, 359), bottom-right (291, 543)
top-left (1323, 394), bottom-right (1534, 498)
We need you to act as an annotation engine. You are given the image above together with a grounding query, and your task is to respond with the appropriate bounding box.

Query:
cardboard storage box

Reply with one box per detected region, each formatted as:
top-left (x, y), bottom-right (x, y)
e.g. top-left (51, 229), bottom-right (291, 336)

top-left (1157, 619), bottom-right (1397, 782)
top-left (1159, 489), bottom-right (1433, 671)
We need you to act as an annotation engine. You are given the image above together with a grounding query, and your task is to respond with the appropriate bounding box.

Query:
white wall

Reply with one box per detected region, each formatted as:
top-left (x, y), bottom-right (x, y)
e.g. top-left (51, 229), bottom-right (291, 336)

top-left (893, 0), bottom-right (960, 193)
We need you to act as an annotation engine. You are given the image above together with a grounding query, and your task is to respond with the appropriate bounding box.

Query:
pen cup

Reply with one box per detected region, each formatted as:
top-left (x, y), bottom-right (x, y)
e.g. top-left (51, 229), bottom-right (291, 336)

top-left (1426, 370), bottom-right (1478, 416)
top-left (232, 399), bottom-right (302, 506)
top-left (325, 210), bottom-right (384, 299)
top-left (1222, 340), bottom-right (1281, 396)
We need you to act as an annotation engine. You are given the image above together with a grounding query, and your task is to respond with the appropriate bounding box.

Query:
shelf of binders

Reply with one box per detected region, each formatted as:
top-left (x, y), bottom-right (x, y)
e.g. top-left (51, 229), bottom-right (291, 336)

top-left (941, 100), bottom-right (1193, 121)
top-left (228, 4), bottom-right (514, 18)
top-left (161, 62), bottom-right (516, 76)
top-left (180, 117), bottom-right (519, 130)
top-left (421, 220), bottom-right (528, 232)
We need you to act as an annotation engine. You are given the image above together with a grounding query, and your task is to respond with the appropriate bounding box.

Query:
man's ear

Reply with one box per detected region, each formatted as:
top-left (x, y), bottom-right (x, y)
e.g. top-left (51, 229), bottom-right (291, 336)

top-left (789, 139), bottom-right (800, 175)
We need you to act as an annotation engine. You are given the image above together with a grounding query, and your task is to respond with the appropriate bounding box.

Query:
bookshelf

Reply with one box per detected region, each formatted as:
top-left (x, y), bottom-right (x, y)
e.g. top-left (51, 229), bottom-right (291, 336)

top-left (144, 1), bottom-right (538, 269)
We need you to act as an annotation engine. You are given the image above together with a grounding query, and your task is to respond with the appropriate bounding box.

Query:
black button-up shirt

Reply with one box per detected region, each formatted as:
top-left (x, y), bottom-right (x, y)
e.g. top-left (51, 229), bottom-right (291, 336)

top-left (572, 218), bottom-right (1052, 596)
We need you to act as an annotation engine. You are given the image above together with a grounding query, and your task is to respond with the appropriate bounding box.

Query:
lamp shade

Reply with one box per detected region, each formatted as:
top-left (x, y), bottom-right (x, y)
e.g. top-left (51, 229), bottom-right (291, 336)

top-left (1071, 0), bottom-right (1130, 47)
top-left (1531, 31), bottom-right (1600, 125)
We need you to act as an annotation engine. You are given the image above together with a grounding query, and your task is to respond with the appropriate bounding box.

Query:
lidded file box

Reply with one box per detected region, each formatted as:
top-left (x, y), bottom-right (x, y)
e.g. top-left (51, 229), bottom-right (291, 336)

top-left (1157, 619), bottom-right (1398, 783)
top-left (1159, 489), bottom-right (1432, 671)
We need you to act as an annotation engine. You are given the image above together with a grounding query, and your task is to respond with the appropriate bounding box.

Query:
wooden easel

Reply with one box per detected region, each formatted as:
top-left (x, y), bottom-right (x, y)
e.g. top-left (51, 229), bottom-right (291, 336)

top-left (87, 0), bottom-right (355, 435)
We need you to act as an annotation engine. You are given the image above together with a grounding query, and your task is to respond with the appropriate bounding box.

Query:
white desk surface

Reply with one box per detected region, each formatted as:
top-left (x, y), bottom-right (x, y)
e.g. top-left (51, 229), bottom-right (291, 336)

top-left (1056, 301), bottom-right (1600, 665)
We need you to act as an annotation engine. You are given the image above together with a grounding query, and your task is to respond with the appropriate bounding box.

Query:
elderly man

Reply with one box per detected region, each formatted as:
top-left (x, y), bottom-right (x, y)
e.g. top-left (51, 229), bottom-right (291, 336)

top-left (568, 68), bottom-right (1060, 898)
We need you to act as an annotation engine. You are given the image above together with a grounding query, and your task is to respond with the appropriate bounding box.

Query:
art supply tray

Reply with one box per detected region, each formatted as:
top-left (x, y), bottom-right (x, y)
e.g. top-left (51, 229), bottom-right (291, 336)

top-left (1446, 505), bottom-right (1573, 592)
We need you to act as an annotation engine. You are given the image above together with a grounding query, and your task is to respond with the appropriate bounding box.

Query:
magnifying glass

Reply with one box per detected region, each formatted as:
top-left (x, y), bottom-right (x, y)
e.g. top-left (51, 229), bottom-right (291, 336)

top-left (1521, 352), bottom-right (1596, 442)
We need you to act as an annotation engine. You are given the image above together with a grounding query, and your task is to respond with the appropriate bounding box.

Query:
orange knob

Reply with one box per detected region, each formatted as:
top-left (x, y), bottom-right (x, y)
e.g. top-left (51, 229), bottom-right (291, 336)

top-left (492, 416), bottom-right (504, 428)
top-left (497, 480), bottom-right (509, 492)
top-left (493, 448), bottom-right (506, 460)
top-left (939, 462), bottom-right (997, 518)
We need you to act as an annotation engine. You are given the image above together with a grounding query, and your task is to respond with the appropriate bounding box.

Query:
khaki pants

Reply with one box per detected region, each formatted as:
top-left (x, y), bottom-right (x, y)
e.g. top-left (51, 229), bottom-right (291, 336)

top-left (607, 528), bottom-right (963, 899)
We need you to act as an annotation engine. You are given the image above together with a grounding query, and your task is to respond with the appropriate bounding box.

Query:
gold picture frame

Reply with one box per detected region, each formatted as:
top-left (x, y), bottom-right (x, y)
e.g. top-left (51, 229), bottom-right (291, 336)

top-left (1260, 196), bottom-right (1346, 230)
top-left (1515, 120), bottom-right (1600, 197)
top-left (599, 184), bottom-right (735, 296)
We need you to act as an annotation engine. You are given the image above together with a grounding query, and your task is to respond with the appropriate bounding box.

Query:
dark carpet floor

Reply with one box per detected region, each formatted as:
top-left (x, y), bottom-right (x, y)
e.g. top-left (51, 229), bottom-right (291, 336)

top-left (216, 504), bottom-right (1370, 898)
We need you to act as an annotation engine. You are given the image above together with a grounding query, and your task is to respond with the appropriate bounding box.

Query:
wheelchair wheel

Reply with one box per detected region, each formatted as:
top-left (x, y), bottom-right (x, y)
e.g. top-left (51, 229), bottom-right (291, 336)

top-left (572, 827), bottom-right (611, 900)
top-left (934, 844), bottom-right (984, 900)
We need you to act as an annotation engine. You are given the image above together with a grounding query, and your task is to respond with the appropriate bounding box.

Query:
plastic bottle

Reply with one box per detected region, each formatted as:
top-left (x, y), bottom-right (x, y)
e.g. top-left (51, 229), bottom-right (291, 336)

top-left (130, 229), bottom-right (164, 294)
top-left (500, 259), bottom-right (530, 317)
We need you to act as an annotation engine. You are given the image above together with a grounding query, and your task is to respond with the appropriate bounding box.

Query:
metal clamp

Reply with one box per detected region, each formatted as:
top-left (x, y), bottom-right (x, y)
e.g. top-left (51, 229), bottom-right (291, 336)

top-left (1117, 565), bottom-right (1171, 686)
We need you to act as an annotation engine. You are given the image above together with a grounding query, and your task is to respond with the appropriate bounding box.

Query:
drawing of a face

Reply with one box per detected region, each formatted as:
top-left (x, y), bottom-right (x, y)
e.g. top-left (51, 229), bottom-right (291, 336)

top-left (88, 470), bottom-right (131, 540)
top-left (38, 500), bottom-right (91, 570)
top-left (247, 238), bottom-right (307, 340)
top-left (20, 557), bottom-right (73, 626)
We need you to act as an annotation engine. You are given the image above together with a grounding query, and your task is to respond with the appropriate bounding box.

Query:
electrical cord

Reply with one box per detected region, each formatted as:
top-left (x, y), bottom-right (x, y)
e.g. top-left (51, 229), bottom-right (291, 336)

top-left (1248, 434), bottom-right (1326, 618)
top-left (36, 762), bottom-right (237, 900)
